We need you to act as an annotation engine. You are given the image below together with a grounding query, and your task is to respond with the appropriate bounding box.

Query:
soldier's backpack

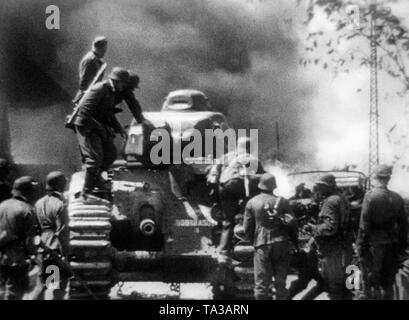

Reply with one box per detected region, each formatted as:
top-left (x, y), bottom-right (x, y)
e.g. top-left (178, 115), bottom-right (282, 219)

top-left (265, 197), bottom-right (287, 226)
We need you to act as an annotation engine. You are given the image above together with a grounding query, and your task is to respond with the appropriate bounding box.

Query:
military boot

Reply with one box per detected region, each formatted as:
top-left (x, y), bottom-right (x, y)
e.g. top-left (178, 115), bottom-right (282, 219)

top-left (81, 167), bottom-right (99, 199)
top-left (95, 174), bottom-right (111, 191)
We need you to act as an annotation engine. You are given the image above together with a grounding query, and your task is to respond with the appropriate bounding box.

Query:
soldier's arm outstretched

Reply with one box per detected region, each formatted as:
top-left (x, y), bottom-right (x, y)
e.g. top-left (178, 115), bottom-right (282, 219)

top-left (123, 91), bottom-right (144, 123)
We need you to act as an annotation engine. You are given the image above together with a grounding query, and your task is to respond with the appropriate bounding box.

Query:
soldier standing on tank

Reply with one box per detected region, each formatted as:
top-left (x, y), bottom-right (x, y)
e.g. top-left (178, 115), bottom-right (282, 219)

top-left (303, 174), bottom-right (353, 300)
top-left (207, 137), bottom-right (264, 262)
top-left (243, 173), bottom-right (298, 300)
top-left (73, 67), bottom-right (129, 198)
top-left (35, 171), bottom-right (69, 300)
top-left (0, 159), bottom-right (12, 203)
top-left (356, 165), bottom-right (408, 300)
top-left (0, 176), bottom-right (38, 300)
top-left (73, 36), bottom-right (108, 104)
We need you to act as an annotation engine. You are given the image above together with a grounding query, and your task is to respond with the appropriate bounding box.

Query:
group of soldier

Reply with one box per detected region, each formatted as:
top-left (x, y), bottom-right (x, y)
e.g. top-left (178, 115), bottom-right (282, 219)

top-left (0, 160), bottom-right (69, 299)
top-left (207, 142), bottom-right (409, 300)
top-left (1, 34), bottom-right (409, 300)
top-left (69, 36), bottom-right (146, 199)
top-left (0, 35), bottom-right (148, 300)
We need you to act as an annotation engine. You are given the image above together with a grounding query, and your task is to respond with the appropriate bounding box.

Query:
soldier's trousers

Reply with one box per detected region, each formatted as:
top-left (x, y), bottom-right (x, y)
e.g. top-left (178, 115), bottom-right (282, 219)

top-left (75, 126), bottom-right (117, 192)
top-left (254, 241), bottom-right (290, 300)
top-left (361, 243), bottom-right (399, 300)
top-left (218, 179), bottom-right (245, 253)
top-left (0, 265), bottom-right (29, 300)
top-left (218, 178), bottom-right (260, 253)
top-left (318, 244), bottom-right (352, 300)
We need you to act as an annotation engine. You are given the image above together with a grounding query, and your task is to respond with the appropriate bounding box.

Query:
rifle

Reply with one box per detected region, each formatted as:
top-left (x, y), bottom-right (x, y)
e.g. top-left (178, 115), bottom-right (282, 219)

top-left (36, 240), bottom-right (98, 300)
top-left (65, 62), bottom-right (107, 130)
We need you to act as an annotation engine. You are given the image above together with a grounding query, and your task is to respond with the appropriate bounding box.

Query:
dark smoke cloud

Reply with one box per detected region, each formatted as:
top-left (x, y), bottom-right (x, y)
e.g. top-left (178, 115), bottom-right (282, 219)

top-left (1, 0), bottom-right (314, 167)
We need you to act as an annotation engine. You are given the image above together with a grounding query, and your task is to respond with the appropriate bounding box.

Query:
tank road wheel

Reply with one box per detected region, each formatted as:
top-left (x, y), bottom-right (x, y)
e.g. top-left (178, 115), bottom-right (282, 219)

top-left (232, 265), bottom-right (254, 300)
top-left (211, 266), bottom-right (254, 300)
top-left (230, 242), bottom-right (255, 300)
top-left (67, 197), bottom-right (115, 299)
top-left (211, 266), bottom-right (237, 300)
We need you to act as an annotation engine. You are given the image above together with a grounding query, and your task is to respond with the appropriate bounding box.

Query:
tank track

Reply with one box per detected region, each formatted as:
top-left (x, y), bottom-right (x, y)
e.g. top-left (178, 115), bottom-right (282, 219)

top-left (67, 196), bottom-right (115, 299)
top-left (211, 242), bottom-right (254, 300)
top-left (231, 243), bottom-right (255, 299)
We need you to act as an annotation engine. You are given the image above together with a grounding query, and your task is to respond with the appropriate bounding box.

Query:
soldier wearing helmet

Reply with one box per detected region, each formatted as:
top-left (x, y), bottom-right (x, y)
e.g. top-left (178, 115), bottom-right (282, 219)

top-left (113, 71), bottom-right (145, 124)
top-left (303, 173), bottom-right (353, 300)
top-left (34, 171), bottom-right (69, 299)
top-left (0, 158), bottom-right (12, 203)
top-left (290, 183), bottom-right (313, 200)
top-left (243, 173), bottom-right (297, 300)
top-left (207, 136), bottom-right (264, 261)
top-left (73, 67), bottom-right (130, 197)
top-left (356, 164), bottom-right (408, 299)
top-left (0, 176), bottom-right (38, 299)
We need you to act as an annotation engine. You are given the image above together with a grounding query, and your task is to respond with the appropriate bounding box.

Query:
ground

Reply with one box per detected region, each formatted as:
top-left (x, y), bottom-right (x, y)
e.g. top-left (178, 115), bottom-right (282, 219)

top-left (108, 276), bottom-right (329, 300)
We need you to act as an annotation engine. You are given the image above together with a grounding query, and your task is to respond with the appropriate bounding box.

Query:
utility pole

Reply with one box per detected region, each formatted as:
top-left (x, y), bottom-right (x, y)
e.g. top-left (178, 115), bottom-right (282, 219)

top-left (276, 121), bottom-right (280, 162)
top-left (368, 0), bottom-right (379, 188)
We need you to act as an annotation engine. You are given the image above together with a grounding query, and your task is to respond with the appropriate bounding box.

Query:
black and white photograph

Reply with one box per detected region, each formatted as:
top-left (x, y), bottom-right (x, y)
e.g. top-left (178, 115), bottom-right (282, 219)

top-left (0, 0), bottom-right (409, 308)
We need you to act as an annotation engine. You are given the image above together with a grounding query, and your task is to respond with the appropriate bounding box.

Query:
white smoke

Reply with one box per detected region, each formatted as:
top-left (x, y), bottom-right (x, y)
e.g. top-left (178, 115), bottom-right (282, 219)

top-left (263, 161), bottom-right (296, 199)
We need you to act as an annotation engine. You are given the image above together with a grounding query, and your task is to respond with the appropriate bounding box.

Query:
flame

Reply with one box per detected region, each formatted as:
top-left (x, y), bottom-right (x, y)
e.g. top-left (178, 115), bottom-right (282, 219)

top-left (263, 161), bottom-right (295, 199)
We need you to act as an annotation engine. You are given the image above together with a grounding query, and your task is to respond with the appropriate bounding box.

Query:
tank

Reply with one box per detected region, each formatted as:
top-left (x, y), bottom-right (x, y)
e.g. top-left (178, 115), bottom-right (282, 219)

top-left (65, 90), bottom-right (243, 299)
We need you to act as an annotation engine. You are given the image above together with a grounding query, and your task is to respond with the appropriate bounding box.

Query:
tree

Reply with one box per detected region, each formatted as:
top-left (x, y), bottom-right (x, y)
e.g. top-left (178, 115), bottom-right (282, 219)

top-left (299, 0), bottom-right (409, 95)
top-left (299, 0), bottom-right (409, 166)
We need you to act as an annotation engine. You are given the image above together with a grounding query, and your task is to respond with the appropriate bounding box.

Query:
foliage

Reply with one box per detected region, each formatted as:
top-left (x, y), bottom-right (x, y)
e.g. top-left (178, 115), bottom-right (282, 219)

top-left (299, 0), bottom-right (409, 94)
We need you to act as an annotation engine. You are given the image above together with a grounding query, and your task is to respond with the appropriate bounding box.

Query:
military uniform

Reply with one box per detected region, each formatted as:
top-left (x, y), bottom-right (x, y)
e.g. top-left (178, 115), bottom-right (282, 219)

top-left (308, 175), bottom-right (352, 300)
top-left (209, 149), bottom-right (264, 253)
top-left (356, 169), bottom-right (408, 300)
top-left (0, 177), bottom-right (37, 300)
top-left (73, 50), bottom-right (105, 104)
top-left (35, 182), bottom-right (69, 300)
top-left (74, 69), bottom-right (128, 194)
top-left (243, 173), bottom-right (297, 300)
